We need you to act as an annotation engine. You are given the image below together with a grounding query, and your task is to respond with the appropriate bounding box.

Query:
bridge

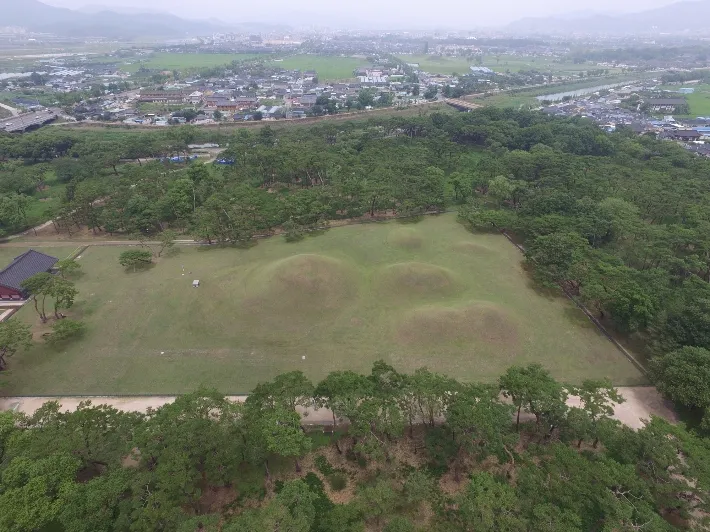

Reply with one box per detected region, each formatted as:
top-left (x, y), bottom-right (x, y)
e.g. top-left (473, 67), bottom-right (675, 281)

top-left (443, 98), bottom-right (482, 112)
top-left (0, 109), bottom-right (59, 133)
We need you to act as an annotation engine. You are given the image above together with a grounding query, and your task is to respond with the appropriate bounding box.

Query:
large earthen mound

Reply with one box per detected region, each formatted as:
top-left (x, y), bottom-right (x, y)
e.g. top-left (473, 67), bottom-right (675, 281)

top-left (245, 254), bottom-right (357, 315)
top-left (396, 302), bottom-right (519, 347)
top-left (375, 262), bottom-right (458, 300)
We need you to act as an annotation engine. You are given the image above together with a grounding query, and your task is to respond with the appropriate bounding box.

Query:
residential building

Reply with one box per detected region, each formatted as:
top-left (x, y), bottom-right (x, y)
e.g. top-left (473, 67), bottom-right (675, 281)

top-left (660, 129), bottom-right (702, 141)
top-left (138, 90), bottom-right (186, 104)
top-left (300, 94), bottom-right (318, 107)
top-left (648, 98), bottom-right (688, 113)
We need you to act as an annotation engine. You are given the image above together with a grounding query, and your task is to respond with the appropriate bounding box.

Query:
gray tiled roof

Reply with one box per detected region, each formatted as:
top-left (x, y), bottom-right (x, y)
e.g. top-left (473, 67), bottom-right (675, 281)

top-left (0, 250), bottom-right (58, 291)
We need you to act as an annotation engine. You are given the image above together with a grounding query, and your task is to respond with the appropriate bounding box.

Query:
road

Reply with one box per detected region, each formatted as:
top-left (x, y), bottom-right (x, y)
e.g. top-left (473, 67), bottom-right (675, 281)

top-left (0, 108), bottom-right (59, 133)
top-left (0, 102), bottom-right (19, 117)
top-left (0, 387), bottom-right (677, 430)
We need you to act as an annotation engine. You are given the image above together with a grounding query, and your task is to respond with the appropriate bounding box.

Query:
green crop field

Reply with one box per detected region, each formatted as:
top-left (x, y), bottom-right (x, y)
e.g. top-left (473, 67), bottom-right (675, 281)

top-left (0, 214), bottom-right (644, 395)
top-left (685, 84), bottom-right (710, 116)
top-left (268, 55), bottom-right (366, 82)
top-left (655, 84), bottom-right (710, 117)
top-left (121, 52), bottom-right (267, 73)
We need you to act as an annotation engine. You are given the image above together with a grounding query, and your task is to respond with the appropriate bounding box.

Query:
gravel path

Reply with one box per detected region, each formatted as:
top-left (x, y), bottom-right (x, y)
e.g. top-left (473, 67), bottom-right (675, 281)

top-left (0, 387), bottom-right (677, 430)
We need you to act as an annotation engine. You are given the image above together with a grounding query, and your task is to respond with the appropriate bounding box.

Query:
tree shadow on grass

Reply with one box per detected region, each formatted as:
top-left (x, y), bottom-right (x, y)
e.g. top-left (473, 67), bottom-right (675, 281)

top-left (123, 263), bottom-right (157, 274)
top-left (164, 247), bottom-right (182, 258)
top-left (234, 240), bottom-right (259, 250)
top-left (562, 306), bottom-right (598, 330)
top-left (306, 227), bottom-right (330, 238)
top-left (396, 215), bottom-right (424, 225)
top-left (195, 240), bottom-right (259, 252)
top-left (524, 277), bottom-right (562, 301)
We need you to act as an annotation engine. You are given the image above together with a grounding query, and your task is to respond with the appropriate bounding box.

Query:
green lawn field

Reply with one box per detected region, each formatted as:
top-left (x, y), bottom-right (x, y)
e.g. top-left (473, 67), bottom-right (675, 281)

top-left (121, 52), bottom-right (267, 73)
top-left (268, 55), bottom-right (366, 82)
top-left (0, 214), bottom-right (644, 395)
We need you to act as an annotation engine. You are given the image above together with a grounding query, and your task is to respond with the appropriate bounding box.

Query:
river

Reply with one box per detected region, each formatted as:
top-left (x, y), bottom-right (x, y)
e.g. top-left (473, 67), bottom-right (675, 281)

top-left (0, 72), bottom-right (46, 81)
top-left (536, 82), bottom-right (637, 102)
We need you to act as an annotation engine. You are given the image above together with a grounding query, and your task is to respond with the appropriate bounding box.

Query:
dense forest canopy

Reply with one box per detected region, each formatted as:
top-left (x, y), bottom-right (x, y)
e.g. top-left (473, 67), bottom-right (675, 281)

top-left (3, 110), bottom-right (710, 529)
top-left (3, 111), bottom-right (710, 365)
top-left (1, 363), bottom-right (710, 531)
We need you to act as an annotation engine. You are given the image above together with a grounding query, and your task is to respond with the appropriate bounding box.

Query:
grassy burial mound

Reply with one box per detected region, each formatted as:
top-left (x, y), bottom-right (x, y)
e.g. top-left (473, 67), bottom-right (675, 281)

top-left (451, 241), bottom-right (494, 254)
top-left (374, 262), bottom-right (459, 302)
top-left (2, 214), bottom-right (645, 395)
top-left (242, 254), bottom-right (358, 327)
top-left (396, 302), bottom-right (519, 348)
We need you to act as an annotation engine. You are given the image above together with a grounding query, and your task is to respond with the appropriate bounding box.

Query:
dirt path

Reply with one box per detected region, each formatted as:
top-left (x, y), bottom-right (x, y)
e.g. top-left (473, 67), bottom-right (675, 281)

top-left (0, 387), bottom-right (677, 430)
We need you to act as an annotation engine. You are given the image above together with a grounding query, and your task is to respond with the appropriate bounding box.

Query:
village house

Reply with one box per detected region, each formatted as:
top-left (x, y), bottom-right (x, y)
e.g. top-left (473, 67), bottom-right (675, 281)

top-left (234, 95), bottom-right (258, 107)
top-left (660, 129), bottom-right (703, 141)
top-left (299, 94), bottom-right (318, 107)
top-left (186, 91), bottom-right (203, 104)
top-left (138, 90), bottom-right (186, 104)
top-left (648, 98), bottom-right (689, 113)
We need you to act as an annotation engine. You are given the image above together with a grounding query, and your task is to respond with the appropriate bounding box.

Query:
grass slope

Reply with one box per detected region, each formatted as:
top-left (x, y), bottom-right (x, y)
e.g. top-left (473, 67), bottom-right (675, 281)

top-left (1, 215), bottom-right (644, 395)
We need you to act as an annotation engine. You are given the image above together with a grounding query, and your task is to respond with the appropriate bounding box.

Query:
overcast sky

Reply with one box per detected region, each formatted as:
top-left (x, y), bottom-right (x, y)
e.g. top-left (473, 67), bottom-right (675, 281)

top-left (43, 0), bottom-right (682, 27)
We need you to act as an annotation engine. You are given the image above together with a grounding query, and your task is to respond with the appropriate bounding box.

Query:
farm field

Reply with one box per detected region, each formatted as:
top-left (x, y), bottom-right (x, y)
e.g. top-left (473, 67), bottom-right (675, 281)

top-left (121, 52), bottom-right (267, 73)
top-left (267, 55), bottom-right (366, 82)
top-left (653, 84), bottom-right (710, 117)
top-left (683, 84), bottom-right (710, 116)
top-left (0, 214), bottom-right (644, 395)
top-left (397, 54), bottom-right (620, 75)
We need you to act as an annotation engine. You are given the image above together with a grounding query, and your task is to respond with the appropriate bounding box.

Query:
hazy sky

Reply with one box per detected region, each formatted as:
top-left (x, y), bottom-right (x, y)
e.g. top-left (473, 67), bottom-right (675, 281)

top-left (43, 0), bottom-right (682, 27)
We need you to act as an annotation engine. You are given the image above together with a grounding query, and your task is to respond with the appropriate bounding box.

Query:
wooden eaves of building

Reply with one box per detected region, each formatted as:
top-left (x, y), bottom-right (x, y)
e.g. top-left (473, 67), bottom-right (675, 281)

top-left (0, 250), bottom-right (58, 300)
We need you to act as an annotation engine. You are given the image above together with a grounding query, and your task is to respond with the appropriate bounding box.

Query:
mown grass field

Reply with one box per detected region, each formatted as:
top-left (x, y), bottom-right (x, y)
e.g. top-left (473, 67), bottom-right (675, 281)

top-left (268, 55), bottom-right (366, 82)
top-left (0, 214), bottom-right (644, 395)
top-left (121, 52), bottom-right (267, 73)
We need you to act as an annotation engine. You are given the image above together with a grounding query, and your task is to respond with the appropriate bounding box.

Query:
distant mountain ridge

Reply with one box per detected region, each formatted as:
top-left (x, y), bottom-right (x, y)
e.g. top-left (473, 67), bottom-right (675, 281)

top-left (507, 0), bottom-right (710, 35)
top-left (0, 0), bottom-right (228, 38)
